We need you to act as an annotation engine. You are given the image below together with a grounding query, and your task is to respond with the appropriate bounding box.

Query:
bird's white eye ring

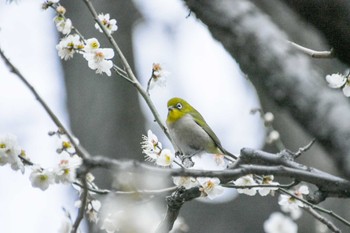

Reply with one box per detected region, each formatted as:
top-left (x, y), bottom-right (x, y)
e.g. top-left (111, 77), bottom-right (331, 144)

top-left (176, 103), bottom-right (182, 109)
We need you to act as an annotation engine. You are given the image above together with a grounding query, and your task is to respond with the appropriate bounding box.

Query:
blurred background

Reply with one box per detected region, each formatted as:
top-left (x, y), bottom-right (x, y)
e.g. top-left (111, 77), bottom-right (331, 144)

top-left (0, 0), bottom-right (350, 232)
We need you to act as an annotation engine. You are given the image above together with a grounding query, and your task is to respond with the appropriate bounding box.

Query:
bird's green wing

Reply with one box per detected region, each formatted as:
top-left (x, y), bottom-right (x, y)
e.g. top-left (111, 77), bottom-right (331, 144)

top-left (189, 110), bottom-right (223, 148)
top-left (189, 110), bottom-right (237, 159)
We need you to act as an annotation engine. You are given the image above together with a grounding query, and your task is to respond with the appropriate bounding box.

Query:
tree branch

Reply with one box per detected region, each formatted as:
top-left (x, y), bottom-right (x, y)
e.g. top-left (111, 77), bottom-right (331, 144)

top-left (155, 187), bottom-right (201, 233)
top-left (288, 41), bottom-right (334, 59)
top-left (0, 48), bottom-right (90, 160)
top-left (303, 206), bottom-right (342, 233)
top-left (83, 148), bottom-right (350, 201)
top-left (183, 0), bottom-right (350, 179)
top-left (81, 0), bottom-right (172, 142)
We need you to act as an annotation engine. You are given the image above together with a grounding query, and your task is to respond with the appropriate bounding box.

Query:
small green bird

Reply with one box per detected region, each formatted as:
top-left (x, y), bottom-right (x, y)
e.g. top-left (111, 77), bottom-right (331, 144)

top-left (166, 97), bottom-right (237, 160)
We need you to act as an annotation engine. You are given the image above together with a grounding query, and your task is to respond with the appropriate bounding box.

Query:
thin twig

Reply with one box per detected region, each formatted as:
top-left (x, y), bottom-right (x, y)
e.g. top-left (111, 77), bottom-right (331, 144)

top-left (0, 48), bottom-right (90, 160)
top-left (294, 138), bottom-right (316, 159)
top-left (289, 41), bottom-right (334, 59)
top-left (303, 206), bottom-right (342, 233)
top-left (279, 188), bottom-right (350, 227)
top-left (223, 181), bottom-right (297, 189)
top-left (73, 181), bottom-right (177, 195)
top-left (71, 173), bottom-right (89, 233)
top-left (81, 0), bottom-right (172, 142)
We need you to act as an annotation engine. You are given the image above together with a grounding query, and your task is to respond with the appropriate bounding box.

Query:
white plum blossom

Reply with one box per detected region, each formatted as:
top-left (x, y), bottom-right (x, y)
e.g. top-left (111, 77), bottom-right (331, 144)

top-left (54, 16), bottom-right (72, 35)
top-left (326, 73), bottom-right (347, 88)
top-left (83, 48), bottom-right (114, 76)
top-left (263, 212), bottom-right (297, 233)
top-left (95, 13), bottom-right (118, 34)
top-left (197, 177), bottom-right (224, 199)
top-left (173, 176), bottom-right (199, 189)
top-left (56, 34), bottom-right (84, 60)
top-left (258, 175), bottom-right (279, 196)
top-left (87, 200), bottom-right (101, 223)
top-left (100, 212), bottom-right (120, 233)
top-left (56, 134), bottom-right (79, 154)
top-left (84, 38), bottom-right (100, 53)
top-left (325, 73), bottom-right (350, 97)
top-left (141, 130), bottom-right (162, 161)
top-left (264, 112), bottom-right (275, 124)
top-left (278, 185), bottom-right (309, 219)
top-left (0, 134), bottom-right (24, 173)
top-left (233, 175), bottom-right (258, 196)
top-left (29, 166), bottom-right (55, 191)
top-left (156, 149), bottom-right (174, 166)
top-left (54, 154), bottom-right (82, 184)
top-left (149, 63), bottom-right (169, 90)
top-left (266, 130), bottom-right (280, 145)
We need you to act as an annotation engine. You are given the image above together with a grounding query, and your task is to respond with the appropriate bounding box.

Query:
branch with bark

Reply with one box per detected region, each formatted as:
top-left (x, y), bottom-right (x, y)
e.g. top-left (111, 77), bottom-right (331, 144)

top-left (183, 0), bottom-right (350, 180)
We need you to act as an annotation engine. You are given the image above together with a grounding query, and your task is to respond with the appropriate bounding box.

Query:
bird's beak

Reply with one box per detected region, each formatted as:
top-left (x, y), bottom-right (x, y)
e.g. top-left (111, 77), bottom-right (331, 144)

top-left (168, 106), bottom-right (174, 112)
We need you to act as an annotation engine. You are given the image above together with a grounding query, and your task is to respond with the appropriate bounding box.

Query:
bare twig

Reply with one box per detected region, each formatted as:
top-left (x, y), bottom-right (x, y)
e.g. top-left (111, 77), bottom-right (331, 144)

top-left (73, 181), bottom-right (177, 195)
top-left (0, 48), bottom-right (90, 160)
top-left (279, 188), bottom-right (350, 227)
top-left (71, 173), bottom-right (88, 233)
top-left (303, 206), bottom-right (342, 233)
top-left (81, 0), bottom-right (172, 142)
top-left (289, 41), bottom-right (334, 58)
top-left (293, 138), bottom-right (316, 159)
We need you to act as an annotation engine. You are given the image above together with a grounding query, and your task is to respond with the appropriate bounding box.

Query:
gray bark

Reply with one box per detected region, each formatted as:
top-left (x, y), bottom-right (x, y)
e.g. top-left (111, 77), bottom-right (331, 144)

top-left (184, 0), bottom-right (350, 180)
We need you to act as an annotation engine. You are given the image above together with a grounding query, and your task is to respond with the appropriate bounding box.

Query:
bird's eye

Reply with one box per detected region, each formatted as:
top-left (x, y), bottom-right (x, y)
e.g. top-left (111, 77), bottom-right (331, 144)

top-left (176, 103), bottom-right (183, 109)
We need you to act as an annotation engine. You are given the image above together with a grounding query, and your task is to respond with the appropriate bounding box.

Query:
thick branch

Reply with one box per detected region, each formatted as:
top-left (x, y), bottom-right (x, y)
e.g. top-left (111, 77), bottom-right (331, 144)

top-left (155, 187), bottom-right (201, 233)
top-left (83, 148), bottom-right (350, 200)
top-left (183, 0), bottom-right (350, 179)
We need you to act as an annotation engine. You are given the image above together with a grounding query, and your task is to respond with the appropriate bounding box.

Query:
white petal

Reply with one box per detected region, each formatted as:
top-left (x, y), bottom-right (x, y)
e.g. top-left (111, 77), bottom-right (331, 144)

top-left (325, 73), bottom-right (346, 88)
top-left (342, 84), bottom-right (350, 97)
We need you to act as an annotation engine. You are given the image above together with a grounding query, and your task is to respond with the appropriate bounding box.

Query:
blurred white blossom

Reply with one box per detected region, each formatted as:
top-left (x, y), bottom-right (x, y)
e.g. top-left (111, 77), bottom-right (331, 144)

top-left (278, 185), bottom-right (309, 219)
top-left (54, 16), bottom-right (72, 35)
top-left (29, 166), bottom-right (55, 191)
top-left (0, 134), bottom-right (25, 173)
top-left (233, 175), bottom-right (258, 196)
top-left (173, 176), bottom-right (198, 189)
top-left (264, 212), bottom-right (297, 233)
top-left (258, 175), bottom-right (279, 196)
top-left (149, 63), bottom-right (169, 90)
top-left (54, 154), bottom-right (82, 184)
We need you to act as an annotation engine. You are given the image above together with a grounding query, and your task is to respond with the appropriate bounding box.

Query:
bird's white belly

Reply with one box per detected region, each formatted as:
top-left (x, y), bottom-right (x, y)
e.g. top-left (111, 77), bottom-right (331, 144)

top-left (168, 114), bottom-right (212, 155)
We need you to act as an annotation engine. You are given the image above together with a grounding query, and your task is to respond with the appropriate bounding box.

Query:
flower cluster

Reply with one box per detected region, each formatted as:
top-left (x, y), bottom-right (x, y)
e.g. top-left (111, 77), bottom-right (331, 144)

top-left (0, 134), bottom-right (25, 174)
top-left (29, 153), bottom-right (82, 191)
top-left (325, 73), bottom-right (350, 97)
top-left (95, 13), bottom-right (118, 34)
top-left (83, 38), bottom-right (115, 76)
top-left (48, 2), bottom-right (117, 76)
top-left (141, 130), bottom-right (174, 166)
top-left (233, 175), bottom-right (279, 196)
top-left (173, 176), bottom-right (224, 199)
top-left (28, 132), bottom-right (82, 191)
top-left (278, 185), bottom-right (309, 219)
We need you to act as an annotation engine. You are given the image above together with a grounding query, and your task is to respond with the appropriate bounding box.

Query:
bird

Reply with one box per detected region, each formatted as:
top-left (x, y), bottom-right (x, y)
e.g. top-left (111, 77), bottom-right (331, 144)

top-left (166, 97), bottom-right (237, 161)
